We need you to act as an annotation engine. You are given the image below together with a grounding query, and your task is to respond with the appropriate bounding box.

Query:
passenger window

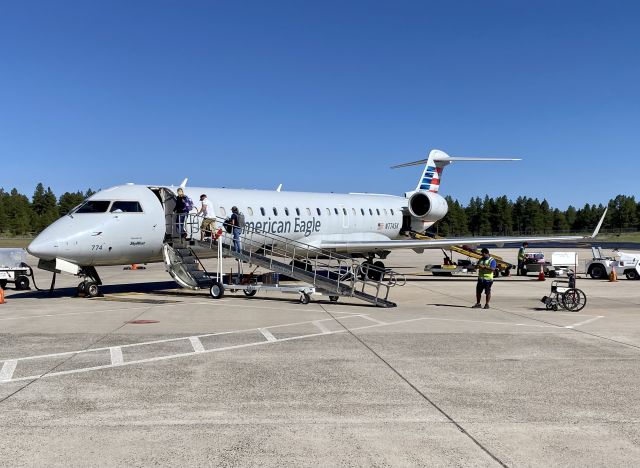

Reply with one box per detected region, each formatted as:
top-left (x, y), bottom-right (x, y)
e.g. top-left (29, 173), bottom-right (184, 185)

top-left (376, 209), bottom-right (380, 215)
top-left (220, 207), bottom-right (227, 217)
top-left (306, 208), bottom-right (311, 216)
top-left (361, 208), bottom-right (365, 216)
top-left (296, 208), bottom-right (300, 216)
top-left (343, 208), bottom-right (347, 215)
top-left (316, 208), bottom-right (321, 216)
top-left (110, 201), bottom-right (143, 213)
top-left (260, 207), bottom-right (266, 216)
top-left (273, 207), bottom-right (278, 216)
top-left (334, 208), bottom-right (339, 215)
top-left (369, 209), bottom-right (373, 215)
top-left (383, 209), bottom-right (388, 215)
top-left (75, 200), bottom-right (111, 213)
top-left (390, 209), bottom-right (394, 216)
top-left (247, 207), bottom-right (254, 216)
top-left (352, 208), bottom-right (356, 215)
top-left (326, 208), bottom-right (331, 215)
top-left (285, 208), bottom-right (289, 216)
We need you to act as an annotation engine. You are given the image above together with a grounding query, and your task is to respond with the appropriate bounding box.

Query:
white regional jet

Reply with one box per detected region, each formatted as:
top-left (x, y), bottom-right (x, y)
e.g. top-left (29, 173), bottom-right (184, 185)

top-left (27, 149), bottom-right (605, 296)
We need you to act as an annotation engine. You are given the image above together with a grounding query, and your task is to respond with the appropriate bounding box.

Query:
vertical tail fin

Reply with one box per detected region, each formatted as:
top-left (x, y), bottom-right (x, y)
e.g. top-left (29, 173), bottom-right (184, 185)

top-left (391, 149), bottom-right (520, 194)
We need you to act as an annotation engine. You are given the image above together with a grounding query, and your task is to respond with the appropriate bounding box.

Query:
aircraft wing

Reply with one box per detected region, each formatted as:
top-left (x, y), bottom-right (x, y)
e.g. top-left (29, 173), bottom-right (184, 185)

top-left (320, 209), bottom-right (607, 252)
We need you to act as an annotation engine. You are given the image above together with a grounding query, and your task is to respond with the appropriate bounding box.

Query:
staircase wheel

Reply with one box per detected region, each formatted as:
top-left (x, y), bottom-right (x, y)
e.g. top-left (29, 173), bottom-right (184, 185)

top-left (300, 293), bottom-right (310, 304)
top-left (210, 281), bottom-right (225, 299)
top-left (243, 289), bottom-right (257, 297)
top-left (329, 295), bottom-right (339, 303)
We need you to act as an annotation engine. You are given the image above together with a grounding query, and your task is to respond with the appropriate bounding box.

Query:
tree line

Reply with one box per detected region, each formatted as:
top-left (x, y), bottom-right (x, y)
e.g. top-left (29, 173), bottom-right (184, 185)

top-left (0, 184), bottom-right (637, 236)
top-left (436, 194), bottom-right (639, 237)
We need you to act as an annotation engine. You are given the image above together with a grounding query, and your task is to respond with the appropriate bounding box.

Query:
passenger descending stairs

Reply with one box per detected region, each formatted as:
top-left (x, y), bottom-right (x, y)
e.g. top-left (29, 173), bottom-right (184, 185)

top-left (163, 215), bottom-right (403, 308)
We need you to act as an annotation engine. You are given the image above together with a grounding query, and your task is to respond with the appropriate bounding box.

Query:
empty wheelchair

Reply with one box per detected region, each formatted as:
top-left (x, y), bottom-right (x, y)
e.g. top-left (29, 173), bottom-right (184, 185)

top-left (540, 272), bottom-right (587, 312)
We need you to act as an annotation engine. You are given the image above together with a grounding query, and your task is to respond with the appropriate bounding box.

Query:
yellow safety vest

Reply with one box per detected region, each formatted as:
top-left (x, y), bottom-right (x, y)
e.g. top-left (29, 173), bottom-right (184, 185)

top-left (518, 247), bottom-right (526, 260)
top-left (478, 257), bottom-right (495, 281)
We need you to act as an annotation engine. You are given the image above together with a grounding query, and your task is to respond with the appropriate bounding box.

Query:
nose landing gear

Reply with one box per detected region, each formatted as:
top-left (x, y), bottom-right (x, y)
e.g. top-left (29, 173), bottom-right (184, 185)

top-left (76, 266), bottom-right (103, 298)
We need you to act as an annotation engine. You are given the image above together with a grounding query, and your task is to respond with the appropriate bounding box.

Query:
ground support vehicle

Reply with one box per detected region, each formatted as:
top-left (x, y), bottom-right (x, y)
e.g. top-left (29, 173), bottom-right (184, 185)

top-left (585, 247), bottom-right (640, 280)
top-left (0, 248), bottom-right (33, 290)
top-left (414, 233), bottom-right (513, 277)
top-left (540, 274), bottom-right (587, 311)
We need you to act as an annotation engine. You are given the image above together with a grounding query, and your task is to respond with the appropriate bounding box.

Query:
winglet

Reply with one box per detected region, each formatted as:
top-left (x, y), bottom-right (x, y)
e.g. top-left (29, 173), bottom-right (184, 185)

top-left (276, 184), bottom-right (283, 192)
top-left (179, 178), bottom-right (188, 188)
top-left (590, 208), bottom-right (608, 238)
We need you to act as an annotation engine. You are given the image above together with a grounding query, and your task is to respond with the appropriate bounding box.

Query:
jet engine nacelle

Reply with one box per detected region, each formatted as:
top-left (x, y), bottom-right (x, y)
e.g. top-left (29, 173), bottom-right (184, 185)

top-left (407, 191), bottom-right (448, 223)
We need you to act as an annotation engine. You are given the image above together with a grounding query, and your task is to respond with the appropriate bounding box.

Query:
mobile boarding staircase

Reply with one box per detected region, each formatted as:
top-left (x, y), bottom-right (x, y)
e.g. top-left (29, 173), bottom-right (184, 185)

top-left (162, 214), bottom-right (405, 308)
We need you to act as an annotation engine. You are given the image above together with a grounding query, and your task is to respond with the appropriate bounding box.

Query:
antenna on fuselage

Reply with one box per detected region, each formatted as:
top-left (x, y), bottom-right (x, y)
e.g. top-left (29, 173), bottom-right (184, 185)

top-left (179, 178), bottom-right (188, 188)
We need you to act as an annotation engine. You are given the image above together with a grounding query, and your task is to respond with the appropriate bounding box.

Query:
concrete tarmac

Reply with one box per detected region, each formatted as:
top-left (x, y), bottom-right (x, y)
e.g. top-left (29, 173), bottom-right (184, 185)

top-left (1, 248), bottom-right (639, 467)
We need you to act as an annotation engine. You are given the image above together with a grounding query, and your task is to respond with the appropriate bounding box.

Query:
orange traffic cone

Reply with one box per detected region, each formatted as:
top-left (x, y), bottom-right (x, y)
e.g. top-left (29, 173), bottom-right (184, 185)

top-left (131, 264), bottom-right (138, 270)
top-left (609, 267), bottom-right (618, 282)
top-left (0, 287), bottom-right (5, 304)
top-left (537, 264), bottom-right (546, 281)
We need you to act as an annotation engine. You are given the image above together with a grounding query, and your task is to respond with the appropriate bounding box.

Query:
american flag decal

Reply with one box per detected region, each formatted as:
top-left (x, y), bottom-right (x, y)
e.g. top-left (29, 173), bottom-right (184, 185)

top-left (377, 222), bottom-right (385, 230)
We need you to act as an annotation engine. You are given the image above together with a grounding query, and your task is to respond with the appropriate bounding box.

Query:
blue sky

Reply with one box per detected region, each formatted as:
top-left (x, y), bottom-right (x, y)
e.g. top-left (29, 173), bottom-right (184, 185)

top-left (1, 0), bottom-right (638, 208)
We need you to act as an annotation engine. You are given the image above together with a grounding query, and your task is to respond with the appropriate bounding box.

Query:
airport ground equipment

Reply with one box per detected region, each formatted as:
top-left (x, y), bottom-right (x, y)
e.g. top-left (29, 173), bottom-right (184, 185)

top-left (540, 273), bottom-right (586, 311)
top-left (414, 232), bottom-right (513, 276)
top-left (585, 247), bottom-right (640, 280)
top-left (162, 214), bottom-right (405, 307)
top-left (0, 248), bottom-right (34, 290)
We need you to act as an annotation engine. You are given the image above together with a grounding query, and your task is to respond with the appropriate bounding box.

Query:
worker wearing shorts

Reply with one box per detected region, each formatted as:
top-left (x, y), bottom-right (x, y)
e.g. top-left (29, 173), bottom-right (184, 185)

top-left (473, 248), bottom-right (497, 309)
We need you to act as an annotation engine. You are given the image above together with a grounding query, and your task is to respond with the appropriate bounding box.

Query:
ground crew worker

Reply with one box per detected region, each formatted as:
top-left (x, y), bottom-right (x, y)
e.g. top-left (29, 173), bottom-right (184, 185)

top-left (472, 248), bottom-right (497, 309)
top-left (517, 242), bottom-right (529, 276)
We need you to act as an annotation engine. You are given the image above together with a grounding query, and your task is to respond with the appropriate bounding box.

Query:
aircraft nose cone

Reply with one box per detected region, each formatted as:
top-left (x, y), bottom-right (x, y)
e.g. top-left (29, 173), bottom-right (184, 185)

top-left (27, 237), bottom-right (57, 260)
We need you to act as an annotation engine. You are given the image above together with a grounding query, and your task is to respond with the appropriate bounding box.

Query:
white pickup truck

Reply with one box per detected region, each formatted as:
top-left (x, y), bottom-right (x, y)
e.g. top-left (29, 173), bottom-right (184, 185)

top-left (585, 247), bottom-right (640, 280)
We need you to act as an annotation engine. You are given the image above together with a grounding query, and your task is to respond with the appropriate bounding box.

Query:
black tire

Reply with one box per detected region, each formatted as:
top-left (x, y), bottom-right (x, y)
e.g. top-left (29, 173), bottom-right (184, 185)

top-left (588, 264), bottom-right (607, 280)
top-left (243, 289), bottom-right (257, 297)
top-left (0, 279), bottom-right (7, 290)
top-left (367, 261), bottom-right (385, 281)
top-left (562, 288), bottom-right (587, 312)
top-left (15, 276), bottom-right (30, 290)
top-left (625, 270), bottom-right (640, 280)
top-left (85, 282), bottom-right (99, 298)
top-left (501, 268), bottom-right (511, 277)
top-left (300, 293), bottom-right (310, 304)
top-left (209, 281), bottom-right (225, 299)
top-left (329, 295), bottom-right (339, 303)
top-left (359, 261), bottom-right (371, 280)
top-left (548, 270), bottom-right (557, 278)
top-left (77, 281), bottom-right (86, 295)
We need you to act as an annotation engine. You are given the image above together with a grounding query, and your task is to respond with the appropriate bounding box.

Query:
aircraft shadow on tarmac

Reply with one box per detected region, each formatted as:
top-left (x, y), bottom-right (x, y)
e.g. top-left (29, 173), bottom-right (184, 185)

top-left (6, 281), bottom-right (179, 299)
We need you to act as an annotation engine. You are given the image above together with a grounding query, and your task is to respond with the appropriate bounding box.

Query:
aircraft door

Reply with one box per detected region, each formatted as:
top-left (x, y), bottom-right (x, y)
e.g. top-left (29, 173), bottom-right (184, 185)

top-left (150, 187), bottom-right (177, 238)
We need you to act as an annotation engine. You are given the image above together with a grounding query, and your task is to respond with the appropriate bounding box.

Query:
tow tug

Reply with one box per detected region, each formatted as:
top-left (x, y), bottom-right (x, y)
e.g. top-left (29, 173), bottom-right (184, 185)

top-left (586, 247), bottom-right (640, 280)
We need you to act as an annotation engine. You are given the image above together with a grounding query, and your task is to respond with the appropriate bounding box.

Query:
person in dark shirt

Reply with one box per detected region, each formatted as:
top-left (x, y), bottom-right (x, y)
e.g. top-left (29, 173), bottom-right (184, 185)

top-left (173, 188), bottom-right (192, 239)
top-left (230, 206), bottom-right (241, 253)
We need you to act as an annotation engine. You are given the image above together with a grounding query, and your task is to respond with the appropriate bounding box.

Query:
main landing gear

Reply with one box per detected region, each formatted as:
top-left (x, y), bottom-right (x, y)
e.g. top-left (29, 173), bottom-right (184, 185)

top-left (76, 266), bottom-right (103, 298)
top-left (359, 258), bottom-right (386, 281)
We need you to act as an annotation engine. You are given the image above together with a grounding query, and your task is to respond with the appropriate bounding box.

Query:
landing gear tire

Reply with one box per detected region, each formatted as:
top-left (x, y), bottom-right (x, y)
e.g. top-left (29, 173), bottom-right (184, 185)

top-left (0, 279), bottom-right (7, 290)
top-left (15, 276), bottom-right (30, 290)
top-left (243, 289), bottom-right (257, 297)
top-left (209, 281), bottom-right (225, 299)
top-left (85, 282), bottom-right (99, 298)
top-left (368, 261), bottom-right (385, 281)
top-left (300, 293), bottom-right (310, 304)
top-left (329, 295), bottom-right (339, 303)
top-left (77, 281), bottom-right (86, 295)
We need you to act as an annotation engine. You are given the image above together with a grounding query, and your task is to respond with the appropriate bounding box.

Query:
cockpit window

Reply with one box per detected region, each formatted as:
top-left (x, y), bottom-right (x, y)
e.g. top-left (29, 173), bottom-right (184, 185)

top-left (110, 201), bottom-right (143, 213)
top-left (75, 201), bottom-right (111, 213)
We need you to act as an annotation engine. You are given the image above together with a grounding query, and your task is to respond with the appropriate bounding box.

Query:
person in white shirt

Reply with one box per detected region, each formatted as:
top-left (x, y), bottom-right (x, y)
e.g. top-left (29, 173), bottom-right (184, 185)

top-left (196, 194), bottom-right (215, 241)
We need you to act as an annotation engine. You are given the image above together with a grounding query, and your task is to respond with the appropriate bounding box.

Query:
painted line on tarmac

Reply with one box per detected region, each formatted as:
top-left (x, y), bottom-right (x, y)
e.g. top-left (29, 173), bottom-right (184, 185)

top-left (0, 360), bottom-right (17, 382)
top-left (565, 315), bottom-right (604, 329)
top-left (0, 314), bottom-right (571, 384)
